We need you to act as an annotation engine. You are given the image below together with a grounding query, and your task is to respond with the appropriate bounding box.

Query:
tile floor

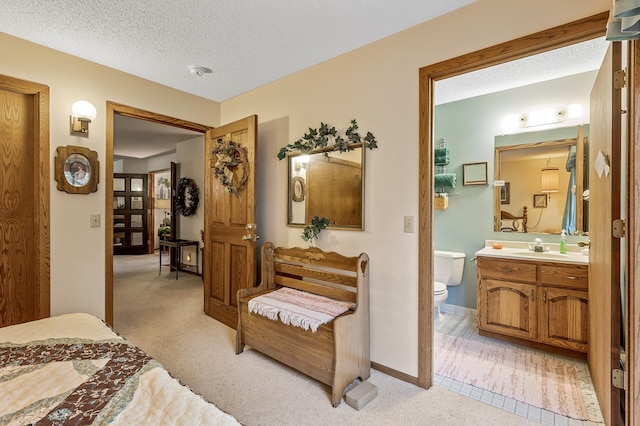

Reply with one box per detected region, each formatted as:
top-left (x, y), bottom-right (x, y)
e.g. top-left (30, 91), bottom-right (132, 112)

top-left (434, 312), bottom-right (605, 425)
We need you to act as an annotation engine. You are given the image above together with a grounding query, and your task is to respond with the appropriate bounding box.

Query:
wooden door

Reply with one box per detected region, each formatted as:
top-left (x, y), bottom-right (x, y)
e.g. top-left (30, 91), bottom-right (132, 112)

top-left (589, 42), bottom-right (623, 425)
top-left (0, 75), bottom-right (49, 327)
top-left (539, 287), bottom-right (588, 352)
top-left (204, 115), bottom-right (258, 329)
top-left (479, 279), bottom-right (537, 340)
top-left (113, 173), bottom-right (149, 255)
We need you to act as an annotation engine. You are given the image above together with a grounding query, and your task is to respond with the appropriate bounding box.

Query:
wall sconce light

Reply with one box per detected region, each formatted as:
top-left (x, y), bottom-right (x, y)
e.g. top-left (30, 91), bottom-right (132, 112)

top-left (70, 100), bottom-right (97, 136)
top-left (541, 159), bottom-right (559, 194)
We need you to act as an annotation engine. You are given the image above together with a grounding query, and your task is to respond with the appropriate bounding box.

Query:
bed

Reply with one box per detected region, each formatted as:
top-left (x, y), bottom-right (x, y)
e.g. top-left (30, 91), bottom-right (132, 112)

top-left (0, 313), bottom-right (239, 425)
top-left (499, 206), bottom-right (528, 233)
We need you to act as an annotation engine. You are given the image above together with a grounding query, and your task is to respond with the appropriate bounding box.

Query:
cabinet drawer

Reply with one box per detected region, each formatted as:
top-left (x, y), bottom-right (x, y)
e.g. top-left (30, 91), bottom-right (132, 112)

top-left (539, 265), bottom-right (588, 289)
top-left (477, 257), bottom-right (536, 282)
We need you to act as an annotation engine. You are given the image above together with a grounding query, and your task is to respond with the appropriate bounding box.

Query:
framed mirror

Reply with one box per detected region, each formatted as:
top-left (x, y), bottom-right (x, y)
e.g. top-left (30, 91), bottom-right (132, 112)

top-left (494, 125), bottom-right (588, 235)
top-left (462, 162), bottom-right (488, 185)
top-left (288, 145), bottom-right (364, 229)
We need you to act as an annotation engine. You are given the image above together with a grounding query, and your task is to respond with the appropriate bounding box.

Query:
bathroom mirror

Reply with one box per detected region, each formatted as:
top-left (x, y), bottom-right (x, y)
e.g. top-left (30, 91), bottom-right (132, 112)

top-left (288, 145), bottom-right (364, 230)
top-left (494, 125), bottom-right (588, 235)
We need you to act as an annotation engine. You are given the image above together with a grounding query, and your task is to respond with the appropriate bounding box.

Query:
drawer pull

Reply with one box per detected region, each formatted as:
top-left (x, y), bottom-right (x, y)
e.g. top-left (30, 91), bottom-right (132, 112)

top-left (565, 276), bottom-right (584, 280)
top-left (501, 268), bottom-right (515, 273)
top-left (543, 290), bottom-right (547, 303)
top-left (530, 290), bottom-right (534, 301)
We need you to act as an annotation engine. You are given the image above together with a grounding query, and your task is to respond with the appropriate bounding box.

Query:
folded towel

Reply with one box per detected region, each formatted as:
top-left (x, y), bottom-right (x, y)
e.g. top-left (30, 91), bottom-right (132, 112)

top-left (434, 173), bottom-right (456, 188)
top-left (434, 155), bottom-right (450, 166)
top-left (434, 148), bottom-right (449, 157)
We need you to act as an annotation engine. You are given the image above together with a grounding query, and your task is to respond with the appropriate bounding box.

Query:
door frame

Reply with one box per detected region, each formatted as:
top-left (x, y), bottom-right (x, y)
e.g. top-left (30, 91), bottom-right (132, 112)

top-left (0, 74), bottom-right (50, 322)
top-left (105, 102), bottom-right (212, 324)
top-left (419, 11), bottom-right (638, 423)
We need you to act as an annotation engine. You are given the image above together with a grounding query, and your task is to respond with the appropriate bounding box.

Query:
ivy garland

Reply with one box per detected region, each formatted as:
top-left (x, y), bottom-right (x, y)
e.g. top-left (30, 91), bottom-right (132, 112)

top-left (175, 177), bottom-right (200, 217)
top-left (212, 138), bottom-right (249, 194)
top-left (277, 119), bottom-right (378, 160)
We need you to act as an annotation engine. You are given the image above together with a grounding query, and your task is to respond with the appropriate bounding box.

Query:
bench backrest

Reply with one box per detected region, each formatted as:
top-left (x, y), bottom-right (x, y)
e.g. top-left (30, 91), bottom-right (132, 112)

top-left (260, 242), bottom-right (369, 305)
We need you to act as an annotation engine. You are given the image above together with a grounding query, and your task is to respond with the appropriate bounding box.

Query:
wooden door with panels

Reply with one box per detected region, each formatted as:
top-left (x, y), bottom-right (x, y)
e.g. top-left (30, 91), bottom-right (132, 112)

top-left (589, 42), bottom-right (623, 426)
top-left (0, 75), bottom-right (50, 327)
top-left (113, 173), bottom-right (149, 255)
top-left (204, 115), bottom-right (258, 329)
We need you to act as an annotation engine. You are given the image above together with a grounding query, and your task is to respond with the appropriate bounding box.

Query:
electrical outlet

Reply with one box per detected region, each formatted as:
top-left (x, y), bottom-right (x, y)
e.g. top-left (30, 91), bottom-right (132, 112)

top-left (404, 215), bottom-right (415, 233)
top-left (90, 213), bottom-right (101, 228)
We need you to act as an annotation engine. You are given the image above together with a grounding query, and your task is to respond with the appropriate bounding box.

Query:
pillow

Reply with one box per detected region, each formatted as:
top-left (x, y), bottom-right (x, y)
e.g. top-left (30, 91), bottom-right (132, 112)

top-left (500, 219), bottom-right (523, 232)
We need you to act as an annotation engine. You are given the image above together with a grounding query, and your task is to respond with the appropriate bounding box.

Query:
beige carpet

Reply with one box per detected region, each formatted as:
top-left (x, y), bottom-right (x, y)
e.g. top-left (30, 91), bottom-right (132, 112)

top-left (434, 332), bottom-right (591, 421)
top-left (113, 254), bottom-right (537, 425)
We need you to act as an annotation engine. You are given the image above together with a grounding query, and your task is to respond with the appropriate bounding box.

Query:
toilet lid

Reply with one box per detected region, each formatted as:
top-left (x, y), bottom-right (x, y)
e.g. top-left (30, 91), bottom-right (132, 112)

top-left (434, 281), bottom-right (447, 295)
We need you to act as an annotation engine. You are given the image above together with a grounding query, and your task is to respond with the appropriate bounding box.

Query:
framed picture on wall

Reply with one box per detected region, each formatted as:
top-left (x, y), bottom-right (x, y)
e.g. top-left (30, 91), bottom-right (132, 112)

top-left (54, 145), bottom-right (99, 194)
top-left (500, 182), bottom-right (510, 204)
top-left (533, 193), bottom-right (548, 208)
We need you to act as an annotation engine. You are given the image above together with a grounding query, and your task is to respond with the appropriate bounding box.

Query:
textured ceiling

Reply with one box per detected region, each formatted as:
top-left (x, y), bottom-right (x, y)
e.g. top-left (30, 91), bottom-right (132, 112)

top-left (0, 0), bottom-right (475, 102)
top-left (0, 1), bottom-right (608, 158)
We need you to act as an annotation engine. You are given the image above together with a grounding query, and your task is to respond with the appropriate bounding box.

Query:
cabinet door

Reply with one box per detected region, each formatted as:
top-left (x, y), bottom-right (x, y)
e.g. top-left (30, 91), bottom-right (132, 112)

top-left (539, 287), bottom-right (588, 352)
top-left (479, 279), bottom-right (537, 340)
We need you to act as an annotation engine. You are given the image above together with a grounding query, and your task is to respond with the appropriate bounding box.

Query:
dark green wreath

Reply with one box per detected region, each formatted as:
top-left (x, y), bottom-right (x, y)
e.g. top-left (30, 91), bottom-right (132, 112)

top-left (175, 177), bottom-right (200, 217)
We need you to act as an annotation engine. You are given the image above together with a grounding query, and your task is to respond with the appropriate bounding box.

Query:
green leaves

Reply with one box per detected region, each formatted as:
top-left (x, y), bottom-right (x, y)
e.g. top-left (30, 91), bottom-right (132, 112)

top-left (277, 119), bottom-right (379, 160)
top-left (301, 216), bottom-right (331, 243)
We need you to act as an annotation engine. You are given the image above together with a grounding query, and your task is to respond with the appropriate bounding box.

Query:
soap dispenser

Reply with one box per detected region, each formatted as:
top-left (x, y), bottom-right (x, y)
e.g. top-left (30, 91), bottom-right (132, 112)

top-left (560, 230), bottom-right (567, 254)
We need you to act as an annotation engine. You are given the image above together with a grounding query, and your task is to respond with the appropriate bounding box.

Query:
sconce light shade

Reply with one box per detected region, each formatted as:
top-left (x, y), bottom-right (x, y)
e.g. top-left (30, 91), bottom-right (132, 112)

top-left (541, 166), bottom-right (559, 193)
top-left (70, 100), bottom-right (97, 136)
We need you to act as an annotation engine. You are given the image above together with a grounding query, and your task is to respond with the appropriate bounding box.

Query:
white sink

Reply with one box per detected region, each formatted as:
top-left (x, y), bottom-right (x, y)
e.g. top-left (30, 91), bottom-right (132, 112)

top-left (475, 243), bottom-right (588, 265)
top-left (510, 251), bottom-right (572, 260)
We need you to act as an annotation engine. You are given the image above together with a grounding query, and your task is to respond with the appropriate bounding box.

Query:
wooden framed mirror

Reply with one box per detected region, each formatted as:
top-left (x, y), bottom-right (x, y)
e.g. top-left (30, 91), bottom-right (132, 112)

top-left (287, 145), bottom-right (364, 230)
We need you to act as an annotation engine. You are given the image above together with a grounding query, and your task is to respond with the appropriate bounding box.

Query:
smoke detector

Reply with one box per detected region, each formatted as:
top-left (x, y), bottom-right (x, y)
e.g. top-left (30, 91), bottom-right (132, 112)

top-left (188, 65), bottom-right (212, 76)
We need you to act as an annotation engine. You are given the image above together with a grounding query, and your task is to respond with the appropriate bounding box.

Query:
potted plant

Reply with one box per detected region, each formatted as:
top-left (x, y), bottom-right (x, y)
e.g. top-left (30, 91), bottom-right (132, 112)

top-left (301, 216), bottom-right (330, 247)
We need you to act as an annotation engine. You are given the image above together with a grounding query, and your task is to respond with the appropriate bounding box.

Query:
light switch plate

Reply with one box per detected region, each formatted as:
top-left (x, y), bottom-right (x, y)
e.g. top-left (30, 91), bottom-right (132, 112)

top-left (404, 215), bottom-right (414, 233)
top-left (90, 213), bottom-right (101, 228)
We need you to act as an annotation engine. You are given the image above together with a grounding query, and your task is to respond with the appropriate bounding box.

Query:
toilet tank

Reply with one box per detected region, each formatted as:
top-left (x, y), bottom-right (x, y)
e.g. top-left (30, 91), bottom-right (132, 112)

top-left (434, 250), bottom-right (466, 286)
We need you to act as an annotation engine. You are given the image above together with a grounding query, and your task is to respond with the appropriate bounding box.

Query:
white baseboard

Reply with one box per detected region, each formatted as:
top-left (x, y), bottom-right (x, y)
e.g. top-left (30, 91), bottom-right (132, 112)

top-left (441, 303), bottom-right (477, 318)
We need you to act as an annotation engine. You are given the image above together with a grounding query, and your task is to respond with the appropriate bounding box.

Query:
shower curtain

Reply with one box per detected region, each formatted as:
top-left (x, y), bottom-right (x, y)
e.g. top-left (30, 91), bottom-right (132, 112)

top-left (562, 151), bottom-right (576, 233)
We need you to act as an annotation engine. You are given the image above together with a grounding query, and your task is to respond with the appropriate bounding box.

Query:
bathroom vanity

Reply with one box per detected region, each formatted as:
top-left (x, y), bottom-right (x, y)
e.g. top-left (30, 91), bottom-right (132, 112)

top-left (475, 241), bottom-right (589, 355)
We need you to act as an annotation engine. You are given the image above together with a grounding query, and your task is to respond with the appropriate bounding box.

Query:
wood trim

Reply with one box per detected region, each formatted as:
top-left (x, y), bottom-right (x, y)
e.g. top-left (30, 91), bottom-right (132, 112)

top-left (627, 39), bottom-right (640, 426)
top-left (417, 13), bottom-right (608, 390)
top-left (371, 362), bottom-right (419, 386)
top-left (0, 75), bottom-right (50, 320)
top-left (105, 102), bottom-right (212, 325)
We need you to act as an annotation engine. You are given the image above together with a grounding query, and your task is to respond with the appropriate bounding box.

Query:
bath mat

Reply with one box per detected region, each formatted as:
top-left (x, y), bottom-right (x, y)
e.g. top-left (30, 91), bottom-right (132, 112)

top-left (434, 332), bottom-right (595, 421)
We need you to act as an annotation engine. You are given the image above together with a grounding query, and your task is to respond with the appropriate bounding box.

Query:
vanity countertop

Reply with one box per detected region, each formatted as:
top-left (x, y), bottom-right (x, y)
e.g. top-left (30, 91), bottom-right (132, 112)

top-left (475, 240), bottom-right (588, 265)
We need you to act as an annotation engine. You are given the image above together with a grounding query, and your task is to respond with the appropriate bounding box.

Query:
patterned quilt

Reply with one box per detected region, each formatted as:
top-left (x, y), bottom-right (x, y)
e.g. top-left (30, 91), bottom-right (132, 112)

top-left (0, 313), bottom-right (239, 425)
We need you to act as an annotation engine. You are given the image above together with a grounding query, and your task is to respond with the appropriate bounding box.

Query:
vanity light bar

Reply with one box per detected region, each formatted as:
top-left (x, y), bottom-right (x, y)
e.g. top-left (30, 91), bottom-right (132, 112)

top-left (502, 104), bottom-right (583, 132)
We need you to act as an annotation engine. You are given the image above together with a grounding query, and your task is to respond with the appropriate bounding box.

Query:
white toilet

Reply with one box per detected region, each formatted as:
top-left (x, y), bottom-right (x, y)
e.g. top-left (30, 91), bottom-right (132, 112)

top-left (434, 250), bottom-right (466, 320)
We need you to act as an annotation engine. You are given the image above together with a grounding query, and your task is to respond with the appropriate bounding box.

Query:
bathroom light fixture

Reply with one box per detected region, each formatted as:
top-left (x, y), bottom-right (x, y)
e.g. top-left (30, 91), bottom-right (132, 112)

top-left (502, 104), bottom-right (584, 132)
top-left (70, 100), bottom-right (97, 136)
top-left (541, 158), bottom-right (559, 194)
top-left (188, 65), bottom-right (212, 76)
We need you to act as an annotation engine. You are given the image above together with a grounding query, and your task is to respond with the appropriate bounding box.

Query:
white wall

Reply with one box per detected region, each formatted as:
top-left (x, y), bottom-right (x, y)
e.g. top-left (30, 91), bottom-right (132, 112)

top-left (219, 0), bottom-right (610, 376)
top-left (176, 136), bottom-right (205, 273)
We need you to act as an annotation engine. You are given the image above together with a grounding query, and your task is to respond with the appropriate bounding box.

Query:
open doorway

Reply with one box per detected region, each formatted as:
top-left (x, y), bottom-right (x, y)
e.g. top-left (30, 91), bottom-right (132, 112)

top-left (105, 102), bottom-right (212, 325)
top-left (418, 11), bottom-right (633, 425)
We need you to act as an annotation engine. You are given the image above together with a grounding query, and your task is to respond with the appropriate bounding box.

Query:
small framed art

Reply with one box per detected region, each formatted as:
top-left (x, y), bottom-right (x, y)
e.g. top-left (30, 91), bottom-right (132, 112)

top-left (533, 193), bottom-right (548, 208)
top-left (54, 145), bottom-right (99, 194)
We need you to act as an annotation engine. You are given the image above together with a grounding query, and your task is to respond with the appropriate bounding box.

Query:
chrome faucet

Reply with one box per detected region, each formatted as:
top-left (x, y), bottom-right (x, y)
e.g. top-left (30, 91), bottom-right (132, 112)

top-left (533, 238), bottom-right (544, 252)
top-left (577, 241), bottom-right (590, 248)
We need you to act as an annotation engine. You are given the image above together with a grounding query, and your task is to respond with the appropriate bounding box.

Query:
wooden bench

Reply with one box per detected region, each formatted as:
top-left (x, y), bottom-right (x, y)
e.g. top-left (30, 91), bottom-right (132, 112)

top-left (236, 242), bottom-right (370, 407)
